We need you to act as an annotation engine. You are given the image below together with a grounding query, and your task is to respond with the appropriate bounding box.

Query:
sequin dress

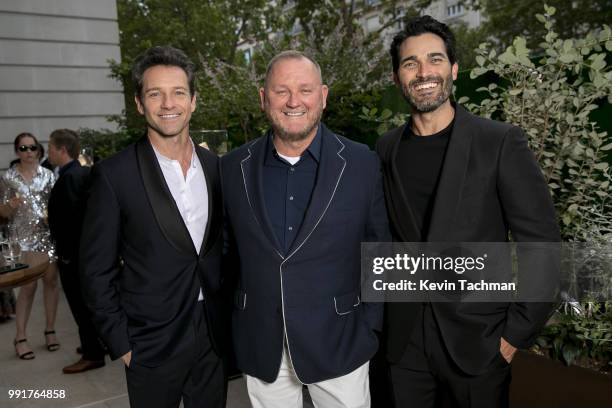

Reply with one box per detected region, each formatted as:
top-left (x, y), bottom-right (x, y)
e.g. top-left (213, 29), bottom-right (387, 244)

top-left (2, 166), bottom-right (56, 259)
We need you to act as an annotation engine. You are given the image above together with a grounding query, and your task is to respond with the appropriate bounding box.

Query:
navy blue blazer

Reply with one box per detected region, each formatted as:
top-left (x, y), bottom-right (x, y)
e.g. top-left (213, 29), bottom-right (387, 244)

top-left (221, 124), bottom-right (390, 384)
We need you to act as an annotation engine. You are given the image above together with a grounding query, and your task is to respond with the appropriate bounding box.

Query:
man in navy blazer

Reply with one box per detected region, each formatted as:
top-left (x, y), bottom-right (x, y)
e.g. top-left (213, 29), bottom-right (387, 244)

top-left (221, 50), bottom-right (390, 407)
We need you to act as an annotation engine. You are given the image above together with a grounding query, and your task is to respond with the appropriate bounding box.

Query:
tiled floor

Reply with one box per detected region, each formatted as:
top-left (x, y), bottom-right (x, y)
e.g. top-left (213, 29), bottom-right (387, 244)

top-left (0, 285), bottom-right (313, 408)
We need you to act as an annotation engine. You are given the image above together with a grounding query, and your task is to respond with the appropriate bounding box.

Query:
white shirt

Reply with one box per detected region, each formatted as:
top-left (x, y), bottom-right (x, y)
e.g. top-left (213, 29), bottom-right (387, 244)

top-left (152, 140), bottom-right (208, 301)
top-left (277, 152), bottom-right (300, 165)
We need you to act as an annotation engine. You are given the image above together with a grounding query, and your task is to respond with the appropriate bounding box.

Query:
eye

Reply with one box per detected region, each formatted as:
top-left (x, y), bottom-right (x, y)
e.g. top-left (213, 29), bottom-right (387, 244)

top-left (431, 57), bottom-right (444, 64)
top-left (175, 90), bottom-right (188, 96)
top-left (275, 90), bottom-right (288, 96)
top-left (147, 91), bottom-right (160, 98)
top-left (301, 88), bottom-right (312, 94)
top-left (403, 61), bottom-right (417, 70)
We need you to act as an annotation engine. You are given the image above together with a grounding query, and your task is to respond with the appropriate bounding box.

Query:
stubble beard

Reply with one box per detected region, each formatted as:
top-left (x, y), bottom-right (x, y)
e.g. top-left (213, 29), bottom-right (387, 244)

top-left (402, 73), bottom-right (454, 113)
top-left (147, 118), bottom-right (189, 140)
top-left (266, 106), bottom-right (324, 143)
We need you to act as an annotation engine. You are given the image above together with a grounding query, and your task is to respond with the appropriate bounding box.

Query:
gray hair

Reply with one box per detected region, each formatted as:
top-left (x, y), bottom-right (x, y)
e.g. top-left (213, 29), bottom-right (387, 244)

top-left (264, 50), bottom-right (323, 87)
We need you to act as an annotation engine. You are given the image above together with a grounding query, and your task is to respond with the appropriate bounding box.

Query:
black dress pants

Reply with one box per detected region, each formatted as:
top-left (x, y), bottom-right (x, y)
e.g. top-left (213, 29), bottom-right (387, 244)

top-left (390, 304), bottom-right (511, 408)
top-left (125, 302), bottom-right (225, 408)
top-left (58, 260), bottom-right (106, 361)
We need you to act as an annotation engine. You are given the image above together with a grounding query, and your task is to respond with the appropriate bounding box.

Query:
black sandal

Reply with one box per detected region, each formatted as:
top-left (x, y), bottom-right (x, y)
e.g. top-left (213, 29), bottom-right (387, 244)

top-left (44, 330), bottom-right (60, 352)
top-left (14, 339), bottom-right (35, 360)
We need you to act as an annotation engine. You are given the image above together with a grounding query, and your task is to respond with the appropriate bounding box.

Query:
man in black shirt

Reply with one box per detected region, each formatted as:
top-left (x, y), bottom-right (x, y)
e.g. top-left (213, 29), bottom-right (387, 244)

top-left (376, 16), bottom-right (560, 408)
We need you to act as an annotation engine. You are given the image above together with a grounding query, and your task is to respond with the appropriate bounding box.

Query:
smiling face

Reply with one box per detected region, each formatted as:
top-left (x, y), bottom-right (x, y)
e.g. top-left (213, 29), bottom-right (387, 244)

top-left (394, 32), bottom-right (458, 113)
top-left (135, 65), bottom-right (196, 139)
top-left (260, 57), bottom-right (328, 143)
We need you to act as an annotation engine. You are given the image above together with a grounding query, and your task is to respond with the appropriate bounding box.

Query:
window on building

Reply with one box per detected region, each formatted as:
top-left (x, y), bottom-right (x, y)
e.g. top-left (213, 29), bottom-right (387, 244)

top-left (395, 7), bottom-right (405, 29)
top-left (447, 3), bottom-right (464, 17)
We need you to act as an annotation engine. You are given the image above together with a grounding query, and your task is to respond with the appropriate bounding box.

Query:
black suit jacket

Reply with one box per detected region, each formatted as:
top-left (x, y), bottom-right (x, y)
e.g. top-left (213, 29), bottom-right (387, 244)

top-left (48, 160), bottom-right (90, 263)
top-left (221, 124), bottom-right (390, 383)
top-left (376, 105), bottom-right (561, 375)
top-left (80, 136), bottom-right (227, 367)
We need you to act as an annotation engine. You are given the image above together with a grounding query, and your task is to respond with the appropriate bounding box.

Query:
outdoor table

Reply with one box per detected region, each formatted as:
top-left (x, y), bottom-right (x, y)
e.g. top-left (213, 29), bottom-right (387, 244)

top-left (0, 251), bottom-right (50, 290)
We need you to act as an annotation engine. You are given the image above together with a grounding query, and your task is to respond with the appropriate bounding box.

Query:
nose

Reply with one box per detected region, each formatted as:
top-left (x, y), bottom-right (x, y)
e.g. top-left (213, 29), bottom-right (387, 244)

top-left (286, 92), bottom-right (300, 109)
top-left (161, 93), bottom-right (174, 109)
top-left (416, 61), bottom-right (431, 78)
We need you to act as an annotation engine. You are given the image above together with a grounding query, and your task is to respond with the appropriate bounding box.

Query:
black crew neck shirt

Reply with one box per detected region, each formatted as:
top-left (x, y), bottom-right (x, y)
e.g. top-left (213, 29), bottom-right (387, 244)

top-left (396, 119), bottom-right (454, 239)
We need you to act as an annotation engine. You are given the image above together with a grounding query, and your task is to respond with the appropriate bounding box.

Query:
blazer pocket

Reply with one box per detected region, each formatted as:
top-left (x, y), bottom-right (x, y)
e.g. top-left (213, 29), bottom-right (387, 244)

top-left (234, 290), bottom-right (247, 311)
top-left (334, 290), bottom-right (361, 316)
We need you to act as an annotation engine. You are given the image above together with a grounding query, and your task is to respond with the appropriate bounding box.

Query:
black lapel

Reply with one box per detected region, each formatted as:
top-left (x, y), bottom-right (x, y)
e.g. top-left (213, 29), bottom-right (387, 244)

top-left (385, 124), bottom-right (421, 242)
top-left (194, 146), bottom-right (221, 257)
top-left (426, 105), bottom-right (473, 241)
top-left (135, 136), bottom-right (196, 256)
top-left (286, 125), bottom-right (346, 258)
top-left (240, 136), bottom-right (284, 257)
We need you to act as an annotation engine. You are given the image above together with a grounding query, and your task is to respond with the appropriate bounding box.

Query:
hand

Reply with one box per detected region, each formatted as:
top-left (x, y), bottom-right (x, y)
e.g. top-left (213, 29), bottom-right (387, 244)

top-left (500, 337), bottom-right (517, 363)
top-left (121, 351), bottom-right (132, 367)
top-left (8, 197), bottom-right (22, 209)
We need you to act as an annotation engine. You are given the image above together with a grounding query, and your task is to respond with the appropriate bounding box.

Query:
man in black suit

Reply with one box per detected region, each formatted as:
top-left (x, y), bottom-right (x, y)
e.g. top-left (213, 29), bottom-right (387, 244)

top-left (376, 16), bottom-right (560, 408)
top-left (80, 46), bottom-right (226, 408)
top-left (221, 51), bottom-right (390, 407)
top-left (48, 128), bottom-right (105, 374)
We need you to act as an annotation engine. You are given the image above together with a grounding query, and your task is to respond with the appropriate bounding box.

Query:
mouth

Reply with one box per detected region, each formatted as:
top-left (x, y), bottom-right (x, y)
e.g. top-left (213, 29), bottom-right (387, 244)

top-left (413, 81), bottom-right (440, 92)
top-left (158, 113), bottom-right (181, 119)
top-left (283, 111), bottom-right (306, 117)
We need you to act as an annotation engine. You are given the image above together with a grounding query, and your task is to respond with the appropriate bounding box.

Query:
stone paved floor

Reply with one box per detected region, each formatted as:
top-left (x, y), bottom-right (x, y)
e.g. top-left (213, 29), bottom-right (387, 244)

top-left (0, 284), bottom-right (313, 408)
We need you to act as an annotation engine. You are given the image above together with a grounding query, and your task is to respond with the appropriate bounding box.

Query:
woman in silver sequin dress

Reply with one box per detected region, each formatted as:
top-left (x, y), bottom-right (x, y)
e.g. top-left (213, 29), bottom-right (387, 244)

top-left (0, 178), bottom-right (17, 323)
top-left (2, 133), bottom-right (59, 360)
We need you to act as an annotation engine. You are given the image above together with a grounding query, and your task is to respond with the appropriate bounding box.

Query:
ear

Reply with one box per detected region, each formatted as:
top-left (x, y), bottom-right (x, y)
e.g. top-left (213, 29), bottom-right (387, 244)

top-left (259, 87), bottom-right (266, 112)
top-left (191, 92), bottom-right (197, 113)
top-left (451, 62), bottom-right (459, 81)
top-left (392, 72), bottom-right (400, 87)
top-left (321, 85), bottom-right (329, 110)
top-left (135, 95), bottom-right (145, 115)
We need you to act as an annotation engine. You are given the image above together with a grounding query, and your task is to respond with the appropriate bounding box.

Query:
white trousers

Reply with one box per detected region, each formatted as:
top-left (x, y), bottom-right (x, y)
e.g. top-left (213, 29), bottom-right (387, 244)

top-left (246, 343), bottom-right (371, 408)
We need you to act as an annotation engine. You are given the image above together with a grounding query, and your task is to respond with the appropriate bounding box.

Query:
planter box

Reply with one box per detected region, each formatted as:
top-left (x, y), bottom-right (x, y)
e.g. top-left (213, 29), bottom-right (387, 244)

top-left (510, 350), bottom-right (611, 407)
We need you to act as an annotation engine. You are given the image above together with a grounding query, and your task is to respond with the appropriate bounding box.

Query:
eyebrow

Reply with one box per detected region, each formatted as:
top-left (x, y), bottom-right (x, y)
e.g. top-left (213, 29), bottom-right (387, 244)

top-left (144, 86), bottom-right (189, 92)
top-left (400, 52), bottom-right (448, 64)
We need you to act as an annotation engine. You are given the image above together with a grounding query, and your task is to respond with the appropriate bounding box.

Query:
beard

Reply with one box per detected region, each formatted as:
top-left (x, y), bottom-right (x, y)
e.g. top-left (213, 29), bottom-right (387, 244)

top-left (265, 104), bottom-right (324, 143)
top-left (401, 73), bottom-right (454, 113)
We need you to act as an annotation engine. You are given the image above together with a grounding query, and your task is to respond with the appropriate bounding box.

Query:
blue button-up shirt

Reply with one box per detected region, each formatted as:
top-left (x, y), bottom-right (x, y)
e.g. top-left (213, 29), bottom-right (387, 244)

top-left (263, 126), bottom-right (321, 254)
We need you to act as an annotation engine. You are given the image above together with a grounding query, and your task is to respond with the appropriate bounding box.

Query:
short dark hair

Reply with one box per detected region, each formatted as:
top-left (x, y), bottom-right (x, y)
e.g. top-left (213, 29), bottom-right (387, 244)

top-left (50, 129), bottom-right (80, 160)
top-left (132, 45), bottom-right (197, 99)
top-left (390, 15), bottom-right (457, 74)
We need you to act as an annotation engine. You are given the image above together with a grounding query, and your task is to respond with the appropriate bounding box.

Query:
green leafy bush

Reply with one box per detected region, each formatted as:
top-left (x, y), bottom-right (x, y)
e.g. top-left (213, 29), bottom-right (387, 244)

top-left (462, 6), bottom-right (612, 372)
top-left (463, 5), bottom-right (612, 243)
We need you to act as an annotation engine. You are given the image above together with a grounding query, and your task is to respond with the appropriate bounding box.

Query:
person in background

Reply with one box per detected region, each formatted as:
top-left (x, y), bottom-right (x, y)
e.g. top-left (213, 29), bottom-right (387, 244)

top-left (0, 177), bottom-right (16, 323)
top-left (2, 132), bottom-right (59, 360)
top-left (48, 128), bottom-right (106, 374)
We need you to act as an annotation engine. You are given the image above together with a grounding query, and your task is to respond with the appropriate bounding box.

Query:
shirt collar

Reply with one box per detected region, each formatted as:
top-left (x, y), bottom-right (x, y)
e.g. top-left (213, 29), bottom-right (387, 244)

top-left (267, 124), bottom-right (322, 164)
top-left (58, 159), bottom-right (78, 176)
top-left (152, 138), bottom-right (198, 169)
